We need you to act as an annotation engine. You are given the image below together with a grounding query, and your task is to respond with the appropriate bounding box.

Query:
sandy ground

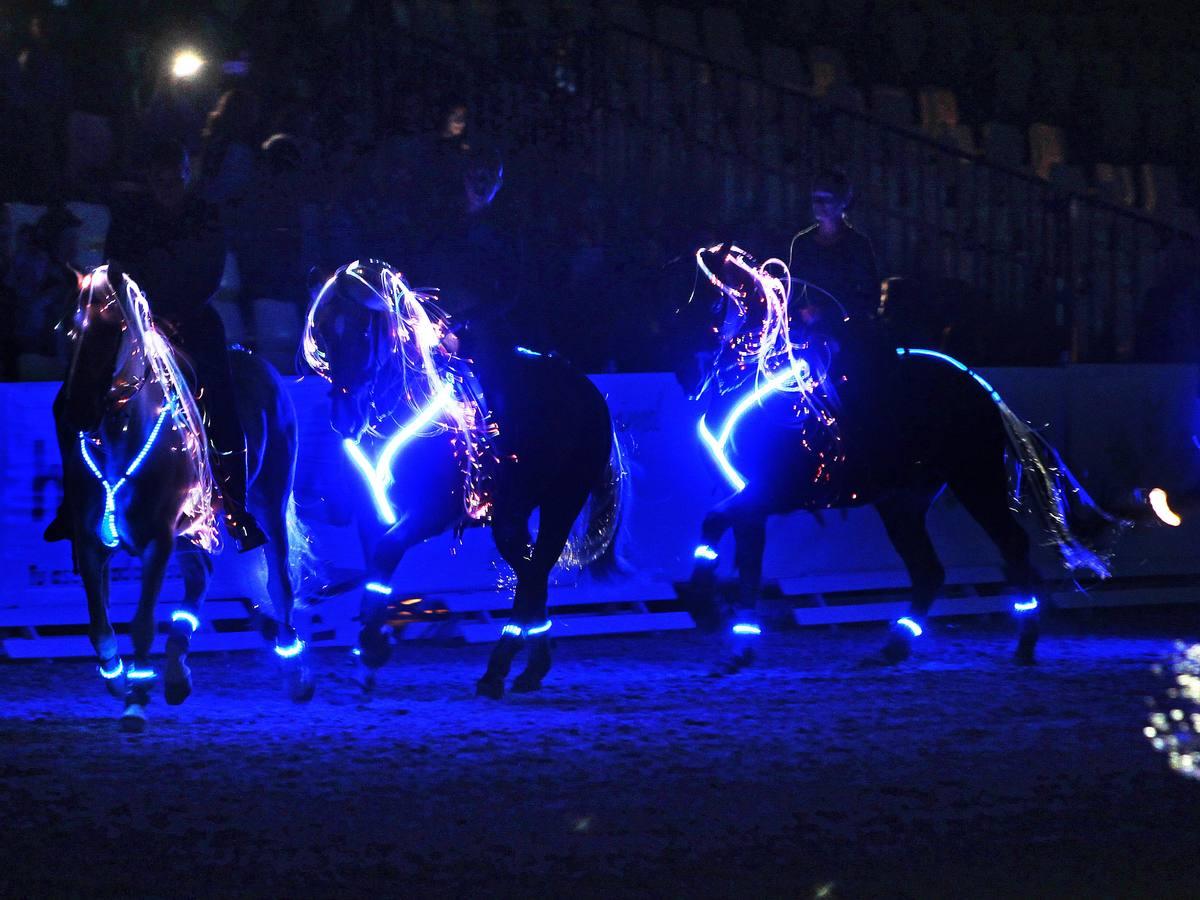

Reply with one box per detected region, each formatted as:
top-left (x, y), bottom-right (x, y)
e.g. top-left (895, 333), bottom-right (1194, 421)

top-left (1, 607), bottom-right (1199, 899)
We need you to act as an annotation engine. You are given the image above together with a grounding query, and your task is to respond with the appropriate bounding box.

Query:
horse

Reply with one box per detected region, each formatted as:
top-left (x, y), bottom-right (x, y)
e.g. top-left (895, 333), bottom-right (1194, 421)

top-left (301, 259), bottom-right (624, 698)
top-left (671, 244), bottom-right (1119, 668)
top-left (56, 264), bottom-right (312, 730)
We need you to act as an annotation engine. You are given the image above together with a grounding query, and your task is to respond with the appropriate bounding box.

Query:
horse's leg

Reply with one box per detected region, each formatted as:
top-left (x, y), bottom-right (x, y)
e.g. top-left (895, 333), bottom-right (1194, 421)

top-left (354, 514), bottom-right (443, 693)
top-left (875, 490), bottom-right (944, 663)
top-left (509, 493), bottom-right (589, 694)
top-left (951, 464), bottom-right (1043, 665)
top-left (680, 502), bottom-right (737, 632)
top-left (121, 532), bottom-right (172, 732)
top-left (476, 504), bottom-right (535, 699)
top-left (721, 516), bottom-right (768, 673)
top-left (260, 501), bottom-right (314, 702)
top-left (165, 548), bottom-right (209, 705)
top-left (78, 541), bottom-right (124, 699)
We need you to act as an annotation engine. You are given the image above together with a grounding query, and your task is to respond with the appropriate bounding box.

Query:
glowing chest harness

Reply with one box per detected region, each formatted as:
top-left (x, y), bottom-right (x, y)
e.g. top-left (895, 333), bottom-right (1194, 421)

top-left (78, 402), bottom-right (173, 548)
top-left (343, 365), bottom-right (498, 526)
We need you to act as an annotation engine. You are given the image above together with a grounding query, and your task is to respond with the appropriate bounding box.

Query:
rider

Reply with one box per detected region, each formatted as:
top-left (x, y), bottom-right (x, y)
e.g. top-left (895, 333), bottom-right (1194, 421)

top-left (44, 140), bottom-right (267, 551)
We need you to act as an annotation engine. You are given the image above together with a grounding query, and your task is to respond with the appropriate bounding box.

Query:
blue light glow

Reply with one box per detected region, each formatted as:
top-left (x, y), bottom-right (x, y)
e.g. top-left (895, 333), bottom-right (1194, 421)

top-left (526, 619), bottom-right (553, 636)
top-left (171, 609), bottom-right (200, 632)
top-left (694, 544), bottom-right (719, 561)
top-left (501, 623), bottom-right (523, 637)
top-left (98, 658), bottom-right (124, 679)
top-left (365, 580), bottom-right (393, 595)
top-left (1013, 597), bottom-right (1039, 613)
top-left (78, 403), bottom-right (172, 547)
top-left (500, 620), bottom-right (553, 638)
top-left (274, 636), bottom-right (305, 659)
top-left (351, 647), bottom-right (362, 657)
top-left (126, 665), bottom-right (157, 681)
top-left (896, 348), bottom-right (1001, 402)
top-left (343, 380), bottom-right (457, 525)
top-left (731, 623), bottom-right (762, 635)
top-left (895, 616), bottom-right (924, 637)
top-left (515, 346), bottom-right (543, 357)
top-left (698, 362), bottom-right (811, 492)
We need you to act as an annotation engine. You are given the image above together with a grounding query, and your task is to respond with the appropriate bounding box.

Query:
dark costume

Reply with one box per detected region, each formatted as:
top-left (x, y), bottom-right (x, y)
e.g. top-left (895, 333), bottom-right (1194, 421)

top-left (788, 222), bottom-right (881, 322)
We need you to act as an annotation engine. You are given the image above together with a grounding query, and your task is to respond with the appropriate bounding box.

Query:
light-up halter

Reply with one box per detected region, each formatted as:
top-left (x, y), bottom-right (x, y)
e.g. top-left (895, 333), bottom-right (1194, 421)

top-left (78, 403), bottom-right (172, 548)
top-left (343, 379), bottom-right (457, 525)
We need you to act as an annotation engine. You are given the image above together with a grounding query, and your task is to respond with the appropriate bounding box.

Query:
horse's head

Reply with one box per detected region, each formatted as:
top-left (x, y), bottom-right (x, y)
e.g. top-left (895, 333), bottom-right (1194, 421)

top-left (304, 259), bottom-right (422, 441)
top-left (62, 265), bottom-right (131, 433)
top-left (672, 243), bottom-right (772, 400)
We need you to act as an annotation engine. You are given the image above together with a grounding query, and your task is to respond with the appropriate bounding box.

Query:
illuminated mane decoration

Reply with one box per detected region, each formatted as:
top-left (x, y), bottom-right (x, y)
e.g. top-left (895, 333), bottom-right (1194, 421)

top-left (302, 259), bottom-right (497, 522)
top-left (694, 244), bottom-right (843, 493)
top-left (73, 266), bottom-right (219, 551)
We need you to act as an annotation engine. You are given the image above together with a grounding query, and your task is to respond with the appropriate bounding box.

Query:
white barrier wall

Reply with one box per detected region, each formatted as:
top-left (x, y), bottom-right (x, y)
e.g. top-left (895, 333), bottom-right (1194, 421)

top-left (2, 365), bottom-right (1198, 656)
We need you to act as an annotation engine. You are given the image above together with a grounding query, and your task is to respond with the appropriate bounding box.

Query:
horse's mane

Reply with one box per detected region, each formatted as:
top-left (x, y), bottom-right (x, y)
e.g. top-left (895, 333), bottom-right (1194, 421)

top-left (302, 260), bottom-right (496, 520)
top-left (74, 266), bottom-right (219, 550)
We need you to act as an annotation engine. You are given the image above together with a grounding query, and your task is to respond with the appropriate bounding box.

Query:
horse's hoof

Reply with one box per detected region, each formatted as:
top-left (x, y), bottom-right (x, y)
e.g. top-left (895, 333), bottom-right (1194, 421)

top-left (475, 677), bottom-right (505, 700)
top-left (119, 704), bottom-right (147, 733)
top-left (103, 673), bottom-right (128, 700)
top-left (353, 660), bottom-right (377, 694)
top-left (288, 668), bottom-right (316, 703)
top-left (164, 674), bottom-right (192, 706)
top-left (881, 635), bottom-right (912, 665)
top-left (511, 673), bottom-right (543, 693)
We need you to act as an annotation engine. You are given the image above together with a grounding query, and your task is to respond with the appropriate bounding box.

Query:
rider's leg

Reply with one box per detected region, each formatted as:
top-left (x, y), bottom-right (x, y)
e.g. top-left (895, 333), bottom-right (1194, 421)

top-left (183, 307), bottom-right (266, 552)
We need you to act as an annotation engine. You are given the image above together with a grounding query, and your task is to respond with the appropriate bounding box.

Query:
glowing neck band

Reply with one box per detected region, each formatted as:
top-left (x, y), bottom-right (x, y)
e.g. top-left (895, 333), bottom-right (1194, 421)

top-left (78, 403), bottom-right (172, 548)
top-left (343, 380), bottom-right (456, 525)
top-left (698, 361), bottom-right (813, 492)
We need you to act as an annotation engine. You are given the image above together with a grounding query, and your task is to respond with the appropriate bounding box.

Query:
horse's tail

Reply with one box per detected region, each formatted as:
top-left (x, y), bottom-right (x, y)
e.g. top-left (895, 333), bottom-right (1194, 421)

top-left (993, 403), bottom-right (1119, 579)
top-left (285, 492), bottom-right (320, 599)
top-left (564, 428), bottom-right (631, 576)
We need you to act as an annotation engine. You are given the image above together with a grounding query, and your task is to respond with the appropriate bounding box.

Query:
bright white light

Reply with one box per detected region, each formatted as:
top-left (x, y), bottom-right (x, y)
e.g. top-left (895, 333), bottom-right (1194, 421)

top-left (171, 609), bottom-right (200, 632)
top-left (693, 544), bottom-right (718, 561)
top-left (172, 50), bottom-right (204, 79)
top-left (1149, 488), bottom-right (1182, 527)
top-left (895, 617), bottom-right (923, 638)
top-left (731, 623), bottom-right (761, 635)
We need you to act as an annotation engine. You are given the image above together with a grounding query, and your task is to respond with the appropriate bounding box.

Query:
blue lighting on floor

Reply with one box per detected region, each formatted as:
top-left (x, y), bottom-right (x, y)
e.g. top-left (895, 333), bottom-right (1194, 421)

top-left (171, 609), bottom-right (200, 632)
top-left (731, 623), bottom-right (762, 636)
top-left (274, 636), bottom-right (305, 659)
top-left (693, 544), bottom-right (719, 561)
top-left (1013, 597), bottom-right (1039, 613)
top-left (365, 581), bottom-right (393, 595)
top-left (895, 616), bottom-right (924, 638)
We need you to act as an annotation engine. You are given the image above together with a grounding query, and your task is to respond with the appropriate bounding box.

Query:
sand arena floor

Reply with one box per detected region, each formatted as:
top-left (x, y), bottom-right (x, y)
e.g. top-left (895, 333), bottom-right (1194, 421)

top-left (1, 607), bottom-right (1198, 898)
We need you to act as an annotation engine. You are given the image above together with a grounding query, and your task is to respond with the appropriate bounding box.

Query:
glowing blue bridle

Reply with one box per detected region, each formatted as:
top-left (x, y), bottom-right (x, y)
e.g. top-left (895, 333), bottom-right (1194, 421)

top-left (342, 379), bottom-right (456, 525)
top-left (78, 403), bottom-right (172, 548)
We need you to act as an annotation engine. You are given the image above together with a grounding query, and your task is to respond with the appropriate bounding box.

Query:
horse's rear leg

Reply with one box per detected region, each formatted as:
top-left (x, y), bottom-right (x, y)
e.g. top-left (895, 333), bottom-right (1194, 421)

top-left (678, 505), bottom-right (735, 632)
top-left (165, 549), bottom-right (209, 706)
top-left (951, 465), bottom-right (1043, 665)
top-left (875, 491), bottom-right (945, 663)
top-left (262, 506), bottom-right (313, 702)
top-left (79, 542), bottom-right (124, 699)
top-left (477, 505), bottom-right (536, 699)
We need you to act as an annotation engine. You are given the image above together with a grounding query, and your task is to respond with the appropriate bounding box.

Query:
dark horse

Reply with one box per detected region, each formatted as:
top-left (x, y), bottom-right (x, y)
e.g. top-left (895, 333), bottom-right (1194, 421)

top-left (57, 265), bottom-right (311, 730)
top-left (673, 245), bottom-right (1116, 667)
top-left (302, 260), bottom-right (623, 698)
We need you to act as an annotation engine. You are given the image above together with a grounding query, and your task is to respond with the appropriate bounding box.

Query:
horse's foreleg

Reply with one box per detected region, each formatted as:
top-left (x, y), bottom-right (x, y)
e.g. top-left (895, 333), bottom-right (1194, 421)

top-left (165, 549), bottom-right (209, 705)
top-left (79, 541), bottom-right (123, 698)
top-left (720, 517), bottom-right (767, 672)
top-left (132, 534), bottom-right (172, 669)
top-left (679, 500), bottom-right (737, 633)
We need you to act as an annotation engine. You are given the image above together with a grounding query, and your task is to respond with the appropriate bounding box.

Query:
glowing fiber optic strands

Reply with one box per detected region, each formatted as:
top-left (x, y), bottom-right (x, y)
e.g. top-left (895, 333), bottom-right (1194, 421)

top-left (343, 379), bottom-right (458, 525)
top-left (1013, 597), bottom-right (1039, 613)
top-left (274, 635), bottom-right (306, 659)
top-left (171, 609), bottom-right (200, 632)
top-left (79, 402), bottom-right (173, 547)
top-left (698, 362), bottom-right (816, 493)
top-left (80, 266), bottom-right (218, 550)
top-left (895, 616), bottom-right (924, 637)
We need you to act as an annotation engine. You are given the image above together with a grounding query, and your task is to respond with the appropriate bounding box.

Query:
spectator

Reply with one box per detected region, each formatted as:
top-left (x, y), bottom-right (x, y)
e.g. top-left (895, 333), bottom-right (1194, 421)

top-left (197, 87), bottom-right (260, 205)
top-left (5, 204), bottom-right (80, 364)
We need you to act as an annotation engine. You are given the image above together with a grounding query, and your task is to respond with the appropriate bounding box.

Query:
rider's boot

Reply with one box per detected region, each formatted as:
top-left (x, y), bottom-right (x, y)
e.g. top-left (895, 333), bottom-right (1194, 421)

top-left (216, 448), bottom-right (268, 553)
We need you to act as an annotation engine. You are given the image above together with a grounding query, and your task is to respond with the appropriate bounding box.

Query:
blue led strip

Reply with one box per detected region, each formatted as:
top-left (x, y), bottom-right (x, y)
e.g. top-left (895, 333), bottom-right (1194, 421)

top-left (698, 362), bottom-right (811, 492)
top-left (365, 581), bottom-right (393, 595)
top-left (343, 381), bottom-right (456, 525)
top-left (171, 609), bottom-right (200, 632)
top-left (1013, 597), bottom-right (1039, 613)
top-left (78, 403), bottom-right (172, 548)
top-left (896, 348), bottom-right (1001, 402)
top-left (895, 616), bottom-right (924, 637)
top-left (500, 620), bottom-right (553, 638)
top-left (274, 635), bottom-right (305, 659)
top-left (731, 623), bottom-right (761, 636)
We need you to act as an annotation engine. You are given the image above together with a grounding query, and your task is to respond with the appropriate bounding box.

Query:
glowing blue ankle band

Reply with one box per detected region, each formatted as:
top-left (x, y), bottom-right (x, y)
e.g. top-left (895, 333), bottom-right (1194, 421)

top-left (171, 609), bottom-right (200, 632)
top-left (731, 623), bottom-right (762, 636)
top-left (1013, 597), bottom-right (1039, 613)
top-left (126, 664), bottom-right (157, 681)
top-left (78, 404), bottom-right (172, 548)
top-left (274, 636), bottom-right (305, 659)
top-left (501, 620), bottom-right (553, 638)
top-left (694, 544), bottom-right (719, 561)
top-left (98, 658), bottom-right (124, 679)
top-left (895, 616), bottom-right (924, 638)
top-left (365, 581), bottom-right (393, 595)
